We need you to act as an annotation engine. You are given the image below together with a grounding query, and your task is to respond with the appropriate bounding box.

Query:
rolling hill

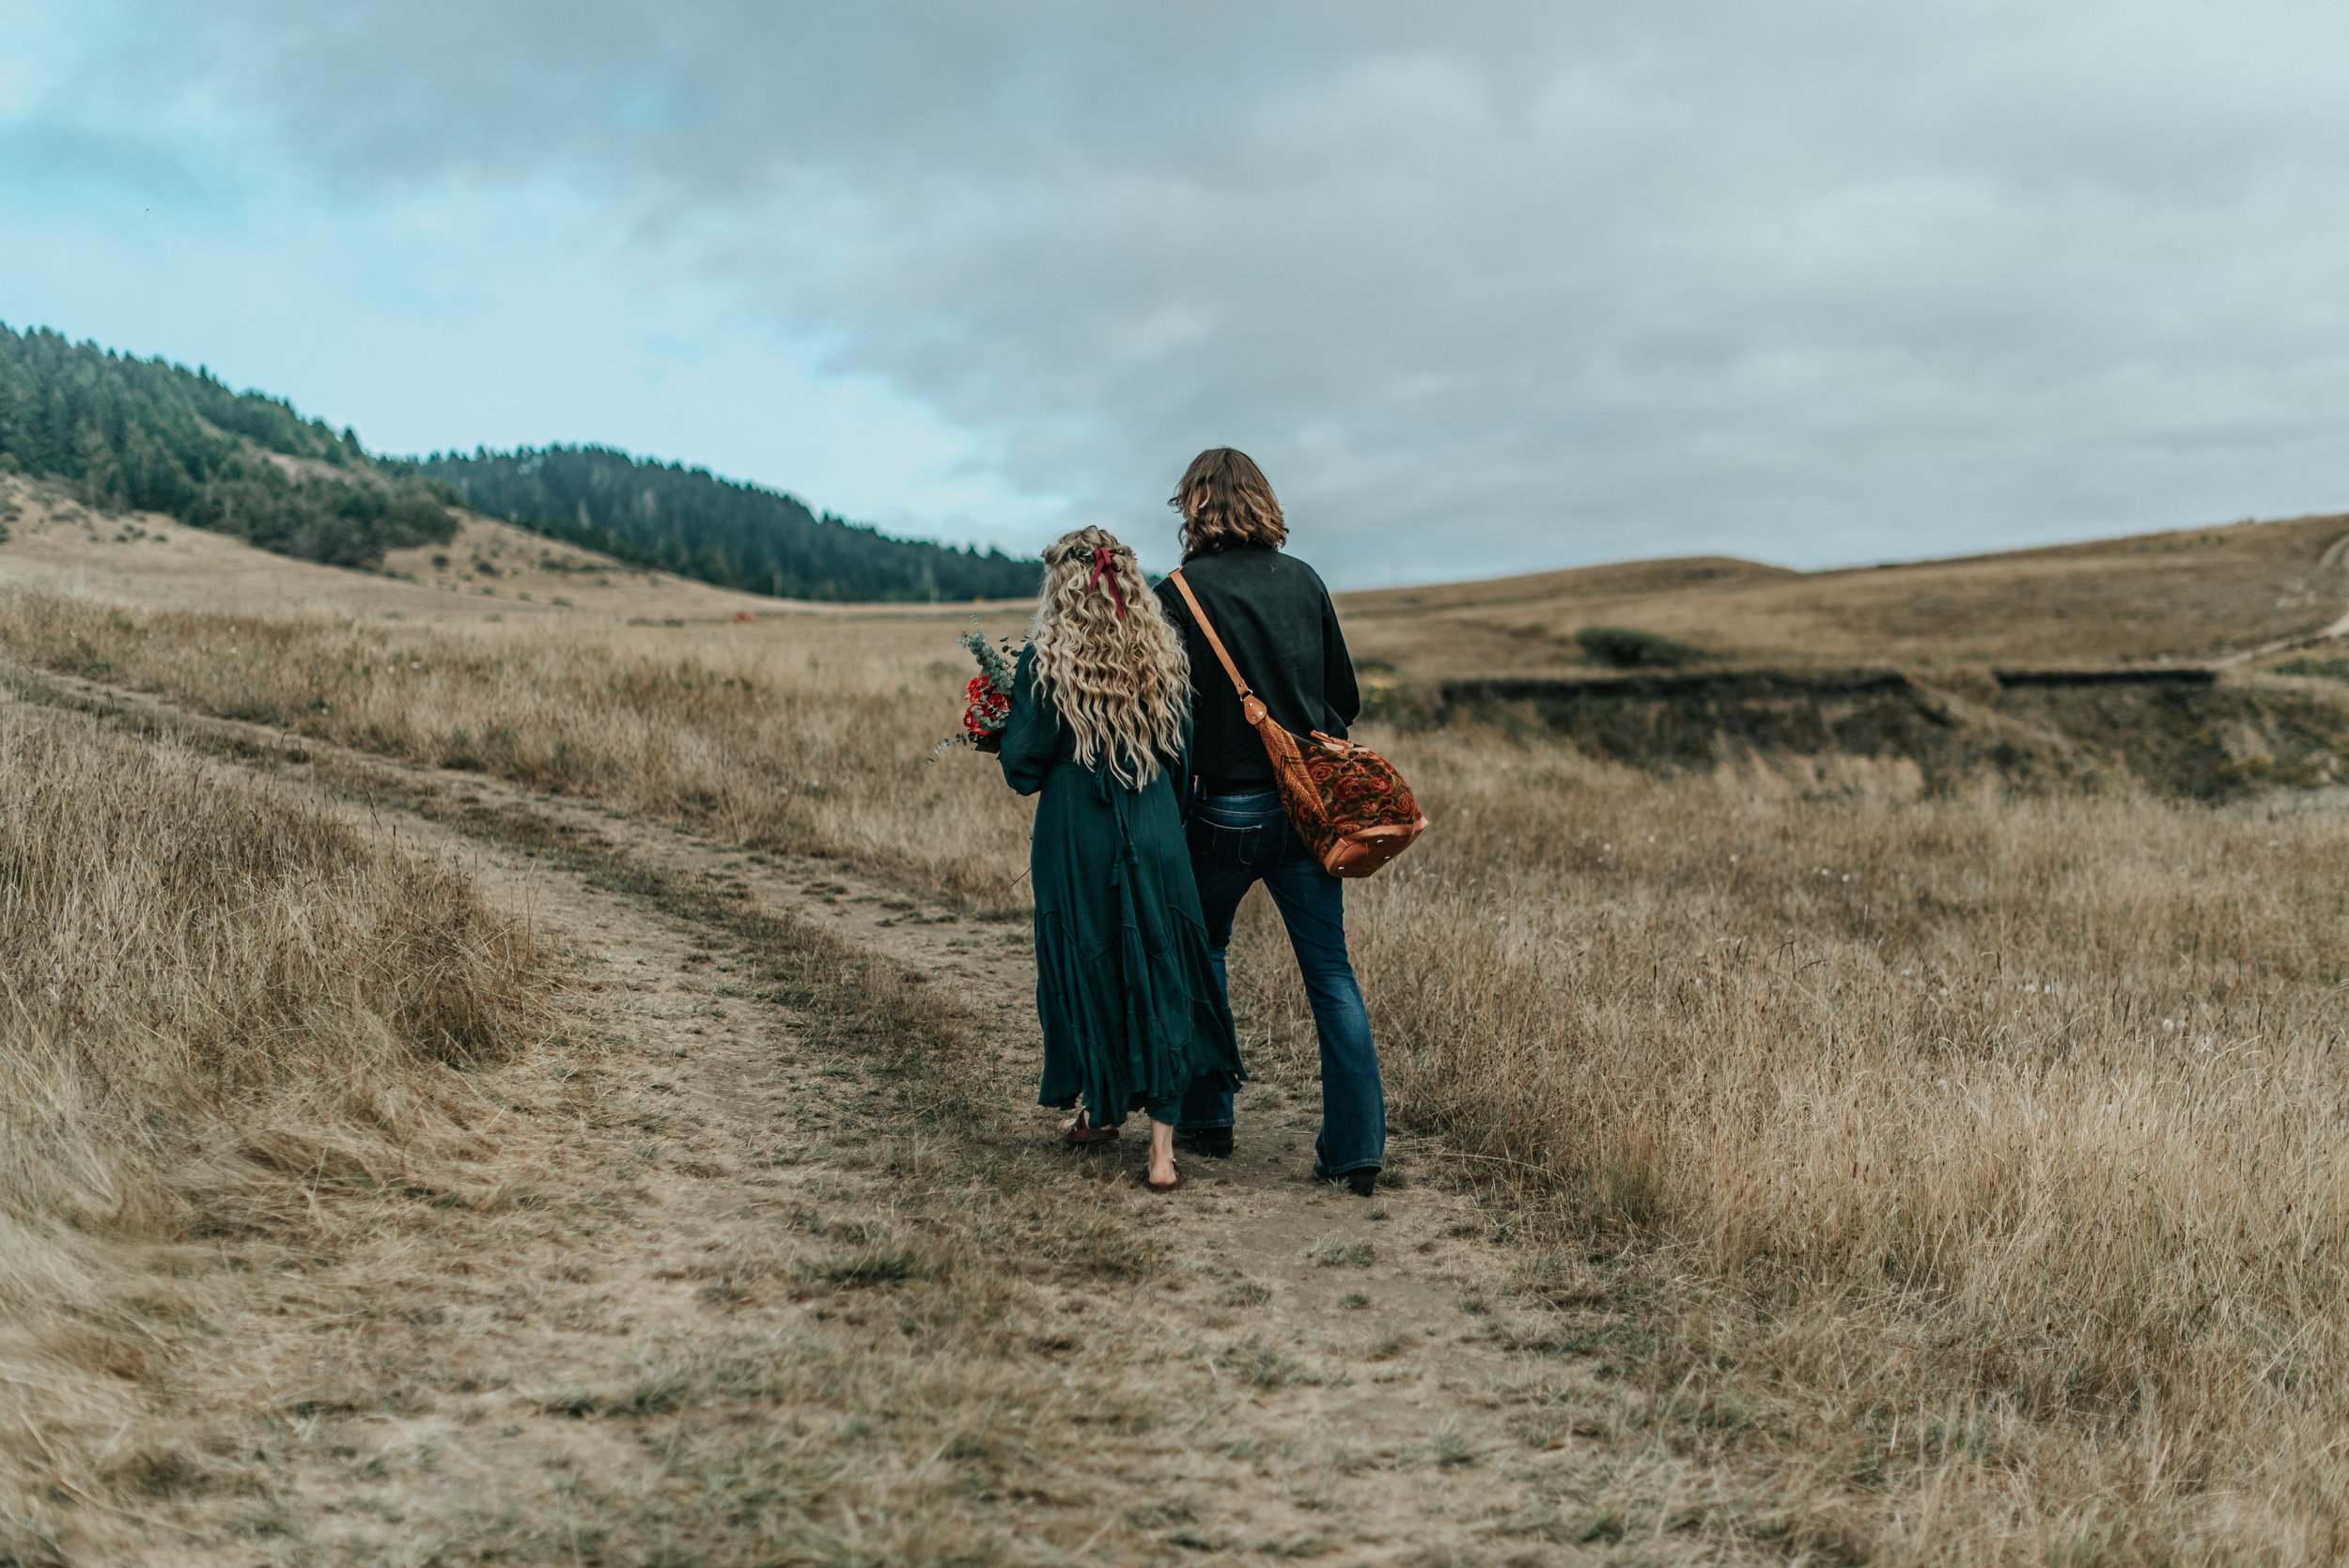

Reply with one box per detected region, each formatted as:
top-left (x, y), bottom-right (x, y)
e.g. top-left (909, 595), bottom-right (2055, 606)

top-left (0, 323), bottom-right (459, 567)
top-left (0, 324), bottom-right (1041, 600)
top-left (1338, 513), bottom-right (2349, 676)
top-left (1332, 510), bottom-right (2349, 800)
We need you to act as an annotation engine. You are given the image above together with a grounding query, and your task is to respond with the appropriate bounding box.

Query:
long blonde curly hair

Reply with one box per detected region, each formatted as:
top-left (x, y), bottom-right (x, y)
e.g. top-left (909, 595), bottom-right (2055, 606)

top-left (1028, 527), bottom-right (1190, 786)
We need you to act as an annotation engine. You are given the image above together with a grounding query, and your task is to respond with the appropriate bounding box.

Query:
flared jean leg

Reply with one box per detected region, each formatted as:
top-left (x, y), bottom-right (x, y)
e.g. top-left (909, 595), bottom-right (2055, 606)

top-left (1256, 852), bottom-right (1386, 1177)
top-left (1176, 851), bottom-right (1249, 1133)
top-left (1175, 791), bottom-right (1386, 1174)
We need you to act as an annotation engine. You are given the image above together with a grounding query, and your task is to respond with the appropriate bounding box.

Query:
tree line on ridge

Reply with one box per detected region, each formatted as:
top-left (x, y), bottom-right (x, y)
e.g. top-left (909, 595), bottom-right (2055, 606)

top-left (418, 445), bottom-right (1040, 603)
top-left (0, 323), bottom-right (1041, 599)
top-left (0, 324), bottom-right (460, 567)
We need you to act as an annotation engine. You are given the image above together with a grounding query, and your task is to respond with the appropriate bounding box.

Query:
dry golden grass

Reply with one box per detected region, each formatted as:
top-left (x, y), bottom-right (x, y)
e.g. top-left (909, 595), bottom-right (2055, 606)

top-left (0, 472), bottom-right (1031, 631)
top-left (1234, 738), bottom-right (2349, 1558)
top-left (0, 723), bottom-right (1575, 1564)
top-left (0, 697), bottom-right (546, 1557)
top-left (1341, 511), bottom-right (2349, 676)
top-left (0, 473), bottom-right (779, 625)
top-left (0, 586), bottom-right (1030, 905)
top-left (13, 496), bottom-right (2349, 1559)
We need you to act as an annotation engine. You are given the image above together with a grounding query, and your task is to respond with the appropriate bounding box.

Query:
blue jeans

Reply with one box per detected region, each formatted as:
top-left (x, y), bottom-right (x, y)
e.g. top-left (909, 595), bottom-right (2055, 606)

top-left (1178, 790), bottom-right (1386, 1176)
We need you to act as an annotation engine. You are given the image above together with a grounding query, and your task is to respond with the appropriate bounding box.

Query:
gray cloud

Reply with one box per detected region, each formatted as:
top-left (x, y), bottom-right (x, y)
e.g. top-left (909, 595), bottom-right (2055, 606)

top-left (31, 0), bottom-right (2349, 581)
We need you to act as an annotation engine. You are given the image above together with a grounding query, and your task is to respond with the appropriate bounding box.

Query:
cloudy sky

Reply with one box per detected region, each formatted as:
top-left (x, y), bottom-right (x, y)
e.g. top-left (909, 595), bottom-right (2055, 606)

top-left (6, 2), bottom-right (2348, 584)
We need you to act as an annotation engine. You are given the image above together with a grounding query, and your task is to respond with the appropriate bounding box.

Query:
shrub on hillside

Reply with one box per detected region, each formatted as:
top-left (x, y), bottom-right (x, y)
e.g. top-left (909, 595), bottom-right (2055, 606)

top-left (1574, 624), bottom-right (1709, 669)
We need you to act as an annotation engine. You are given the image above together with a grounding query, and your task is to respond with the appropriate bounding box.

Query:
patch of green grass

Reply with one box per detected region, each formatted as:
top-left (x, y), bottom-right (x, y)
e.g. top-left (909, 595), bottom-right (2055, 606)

top-left (1041, 1212), bottom-right (1166, 1281)
top-left (619, 1377), bottom-right (689, 1416)
top-left (1236, 1338), bottom-right (1303, 1389)
top-left (1311, 1240), bottom-right (1375, 1268)
top-left (805, 1246), bottom-right (928, 1288)
top-left (539, 1389), bottom-right (601, 1419)
top-left (1579, 1511), bottom-right (1628, 1545)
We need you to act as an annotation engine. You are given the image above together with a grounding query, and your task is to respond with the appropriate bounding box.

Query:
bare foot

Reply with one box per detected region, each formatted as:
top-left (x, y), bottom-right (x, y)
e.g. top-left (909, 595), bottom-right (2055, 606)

top-left (1145, 1118), bottom-right (1180, 1190)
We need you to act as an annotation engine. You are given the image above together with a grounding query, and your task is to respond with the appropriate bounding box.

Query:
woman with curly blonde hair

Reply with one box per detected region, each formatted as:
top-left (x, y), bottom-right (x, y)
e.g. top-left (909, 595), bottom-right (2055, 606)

top-left (997, 526), bottom-right (1242, 1190)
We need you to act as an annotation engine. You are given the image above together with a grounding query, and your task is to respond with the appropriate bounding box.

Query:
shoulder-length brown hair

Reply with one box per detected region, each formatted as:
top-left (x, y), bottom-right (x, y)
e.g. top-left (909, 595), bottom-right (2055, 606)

top-left (1169, 447), bottom-right (1287, 559)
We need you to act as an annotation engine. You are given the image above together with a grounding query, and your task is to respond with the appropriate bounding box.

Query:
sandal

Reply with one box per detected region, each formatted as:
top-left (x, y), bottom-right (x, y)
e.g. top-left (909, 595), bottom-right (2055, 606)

top-left (1143, 1157), bottom-right (1182, 1193)
top-left (1061, 1110), bottom-right (1119, 1146)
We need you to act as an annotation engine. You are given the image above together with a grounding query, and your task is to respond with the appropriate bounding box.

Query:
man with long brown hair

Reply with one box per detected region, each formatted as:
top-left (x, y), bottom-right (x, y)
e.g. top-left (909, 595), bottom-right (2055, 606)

top-left (1154, 448), bottom-right (1386, 1197)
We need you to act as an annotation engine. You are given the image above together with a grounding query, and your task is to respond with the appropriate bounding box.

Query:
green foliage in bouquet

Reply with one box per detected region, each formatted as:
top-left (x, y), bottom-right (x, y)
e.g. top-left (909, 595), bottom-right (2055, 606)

top-left (959, 628), bottom-right (1017, 690)
top-left (933, 624), bottom-right (1022, 759)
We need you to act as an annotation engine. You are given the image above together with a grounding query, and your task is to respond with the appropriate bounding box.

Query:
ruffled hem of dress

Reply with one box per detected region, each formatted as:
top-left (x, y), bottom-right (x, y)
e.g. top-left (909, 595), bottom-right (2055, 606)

top-left (1032, 906), bottom-right (1241, 1118)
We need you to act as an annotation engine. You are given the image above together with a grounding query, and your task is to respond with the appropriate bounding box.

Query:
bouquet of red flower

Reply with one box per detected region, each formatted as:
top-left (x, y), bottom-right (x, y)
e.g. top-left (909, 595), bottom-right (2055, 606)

top-left (936, 627), bottom-right (1019, 756)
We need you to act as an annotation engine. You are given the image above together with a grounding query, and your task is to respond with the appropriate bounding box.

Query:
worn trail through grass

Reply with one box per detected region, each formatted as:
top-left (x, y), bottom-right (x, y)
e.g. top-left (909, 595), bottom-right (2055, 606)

top-left (1, 660), bottom-right (1719, 1566)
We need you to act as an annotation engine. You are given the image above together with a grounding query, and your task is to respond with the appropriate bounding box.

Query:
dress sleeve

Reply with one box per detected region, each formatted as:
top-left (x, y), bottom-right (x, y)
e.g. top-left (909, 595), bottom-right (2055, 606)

top-left (1321, 589), bottom-right (1361, 730)
top-left (997, 645), bottom-right (1059, 797)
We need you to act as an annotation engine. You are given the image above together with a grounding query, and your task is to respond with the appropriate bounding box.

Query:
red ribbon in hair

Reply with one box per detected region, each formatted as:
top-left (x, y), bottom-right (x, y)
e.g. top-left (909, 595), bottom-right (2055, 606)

top-left (1087, 544), bottom-right (1128, 620)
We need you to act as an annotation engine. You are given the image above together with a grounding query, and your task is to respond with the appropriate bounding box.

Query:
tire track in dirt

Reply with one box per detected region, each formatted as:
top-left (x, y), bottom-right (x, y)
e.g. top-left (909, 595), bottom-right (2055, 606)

top-left (2, 660), bottom-right (1714, 1565)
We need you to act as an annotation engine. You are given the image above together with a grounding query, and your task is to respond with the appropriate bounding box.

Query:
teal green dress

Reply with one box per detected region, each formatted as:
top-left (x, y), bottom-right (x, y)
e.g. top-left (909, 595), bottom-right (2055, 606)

top-left (998, 646), bottom-right (1243, 1125)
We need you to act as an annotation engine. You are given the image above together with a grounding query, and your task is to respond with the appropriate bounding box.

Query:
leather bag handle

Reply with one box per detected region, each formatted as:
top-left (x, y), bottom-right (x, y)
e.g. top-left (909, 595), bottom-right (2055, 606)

top-left (1167, 569), bottom-right (1271, 727)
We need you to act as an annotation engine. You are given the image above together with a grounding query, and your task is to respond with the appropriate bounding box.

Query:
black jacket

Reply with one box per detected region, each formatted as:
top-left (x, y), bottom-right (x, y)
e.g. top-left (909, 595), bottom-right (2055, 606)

top-left (1155, 547), bottom-right (1361, 793)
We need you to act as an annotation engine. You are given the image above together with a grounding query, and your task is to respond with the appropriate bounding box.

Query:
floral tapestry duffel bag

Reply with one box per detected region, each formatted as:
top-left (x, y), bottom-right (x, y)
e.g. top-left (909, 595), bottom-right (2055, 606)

top-left (1168, 570), bottom-right (1429, 878)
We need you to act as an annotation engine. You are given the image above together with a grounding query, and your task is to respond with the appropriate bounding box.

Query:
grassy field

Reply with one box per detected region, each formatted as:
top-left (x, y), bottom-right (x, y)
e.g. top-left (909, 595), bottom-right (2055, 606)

top-left (0, 697), bottom-right (546, 1554)
top-left (1319, 744), bottom-right (2349, 1558)
top-left (0, 585), bottom-right (1031, 904)
top-left (11, 503), bottom-right (2349, 1560)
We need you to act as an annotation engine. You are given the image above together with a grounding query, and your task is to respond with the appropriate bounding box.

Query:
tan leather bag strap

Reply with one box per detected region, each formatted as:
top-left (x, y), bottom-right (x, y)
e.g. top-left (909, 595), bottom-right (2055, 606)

top-left (1167, 569), bottom-right (1253, 701)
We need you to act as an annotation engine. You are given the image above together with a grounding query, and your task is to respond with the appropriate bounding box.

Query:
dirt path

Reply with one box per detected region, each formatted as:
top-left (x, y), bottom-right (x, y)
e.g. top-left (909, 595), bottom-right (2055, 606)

top-left (2, 663), bottom-right (1687, 1566)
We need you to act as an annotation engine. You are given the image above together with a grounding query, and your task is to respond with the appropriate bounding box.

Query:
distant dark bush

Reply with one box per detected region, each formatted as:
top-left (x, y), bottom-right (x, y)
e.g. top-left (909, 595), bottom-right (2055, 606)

top-left (2274, 657), bottom-right (2349, 683)
top-left (1575, 626), bottom-right (1710, 669)
top-left (180, 475), bottom-right (456, 568)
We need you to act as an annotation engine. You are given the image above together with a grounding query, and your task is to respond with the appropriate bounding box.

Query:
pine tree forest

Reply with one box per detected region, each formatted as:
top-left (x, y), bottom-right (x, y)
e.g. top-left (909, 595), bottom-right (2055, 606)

top-left (422, 445), bottom-right (1041, 603)
top-left (0, 324), bottom-right (459, 568)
